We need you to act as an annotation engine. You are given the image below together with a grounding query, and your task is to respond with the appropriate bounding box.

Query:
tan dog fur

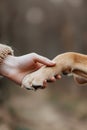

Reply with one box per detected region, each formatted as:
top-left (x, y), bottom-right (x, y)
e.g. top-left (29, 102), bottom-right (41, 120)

top-left (22, 52), bottom-right (87, 90)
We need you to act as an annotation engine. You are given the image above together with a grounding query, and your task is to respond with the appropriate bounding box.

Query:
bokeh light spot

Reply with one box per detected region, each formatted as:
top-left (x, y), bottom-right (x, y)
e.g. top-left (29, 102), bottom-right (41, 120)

top-left (26, 7), bottom-right (44, 24)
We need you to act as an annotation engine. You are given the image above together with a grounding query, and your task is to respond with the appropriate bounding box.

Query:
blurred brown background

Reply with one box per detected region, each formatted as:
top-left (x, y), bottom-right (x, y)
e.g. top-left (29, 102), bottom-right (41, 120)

top-left (0, 0), bottom-right (87, 130)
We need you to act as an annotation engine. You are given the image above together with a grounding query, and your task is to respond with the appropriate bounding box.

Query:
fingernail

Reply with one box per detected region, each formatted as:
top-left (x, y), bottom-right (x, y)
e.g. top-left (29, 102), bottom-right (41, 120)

top-left (52, 61), bottom-right (56, 64)
top-left (49, 61), bottom-right (56, 65)
top-left (46, 60), bottom-right (56, 66)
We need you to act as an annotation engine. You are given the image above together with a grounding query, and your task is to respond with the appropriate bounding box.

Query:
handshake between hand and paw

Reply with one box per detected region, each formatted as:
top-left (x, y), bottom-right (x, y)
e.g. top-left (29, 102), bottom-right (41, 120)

top-left (1, 52), bottom-right (87, 91)
top-left (22, 52), bottom-right (87, 90)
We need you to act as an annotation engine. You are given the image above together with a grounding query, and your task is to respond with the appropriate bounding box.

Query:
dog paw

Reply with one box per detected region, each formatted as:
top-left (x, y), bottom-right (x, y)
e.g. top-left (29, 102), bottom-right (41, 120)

top-left (21, 66), bottom-right (57, 90)
top-left (21, 72), bottom-right (45, 90)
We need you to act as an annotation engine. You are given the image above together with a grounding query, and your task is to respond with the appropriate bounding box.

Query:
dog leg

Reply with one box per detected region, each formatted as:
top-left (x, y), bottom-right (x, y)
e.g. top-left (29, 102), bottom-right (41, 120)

top-left (22, 52), bottom-right (87, 90)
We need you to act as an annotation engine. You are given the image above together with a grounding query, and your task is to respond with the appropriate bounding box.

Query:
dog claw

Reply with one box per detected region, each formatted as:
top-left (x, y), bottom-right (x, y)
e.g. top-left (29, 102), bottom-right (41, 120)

top-left (32, 85), bottom-right (44, 90)
top-left (26, 87), bottom-right (35, 90)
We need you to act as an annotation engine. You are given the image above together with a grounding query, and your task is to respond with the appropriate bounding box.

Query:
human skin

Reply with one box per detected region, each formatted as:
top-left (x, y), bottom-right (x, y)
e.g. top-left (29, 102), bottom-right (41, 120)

top-left (0, 53), bottom-right (61, 88)
top-left (22, 52), bottom-right (87, 90)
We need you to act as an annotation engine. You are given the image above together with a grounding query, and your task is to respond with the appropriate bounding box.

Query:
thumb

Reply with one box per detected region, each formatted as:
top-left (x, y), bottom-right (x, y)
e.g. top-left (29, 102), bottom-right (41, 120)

top-left (34, 54), bottom-right (56, 66)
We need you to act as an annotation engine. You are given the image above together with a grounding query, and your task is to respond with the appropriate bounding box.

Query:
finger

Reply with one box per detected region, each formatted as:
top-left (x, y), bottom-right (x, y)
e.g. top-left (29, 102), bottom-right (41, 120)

top-left (36, 63), bottom-right (43, 68)
top-left (34, 54), bottom-right (56, 66)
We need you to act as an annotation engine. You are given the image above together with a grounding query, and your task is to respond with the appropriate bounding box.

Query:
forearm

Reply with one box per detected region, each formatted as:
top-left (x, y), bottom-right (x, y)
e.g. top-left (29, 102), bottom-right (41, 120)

top-left (0, 54), bottom-right (21, 85)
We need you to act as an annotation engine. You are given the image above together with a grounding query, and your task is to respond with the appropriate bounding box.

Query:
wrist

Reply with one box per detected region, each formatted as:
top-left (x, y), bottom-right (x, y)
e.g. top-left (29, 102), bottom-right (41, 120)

top-left (0, 55), bottom-right (16, 79)
top-left (0, 44), bottom-right (14, 64)
top-left (0, 55), bottom-right (23, 85)
top-left (0, 44), bottom-right (15, 78)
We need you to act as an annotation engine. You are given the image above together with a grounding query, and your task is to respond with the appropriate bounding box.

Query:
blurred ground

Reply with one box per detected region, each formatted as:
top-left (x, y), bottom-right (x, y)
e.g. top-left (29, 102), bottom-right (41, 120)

top-left (0, 0), bottom-right (87, 130)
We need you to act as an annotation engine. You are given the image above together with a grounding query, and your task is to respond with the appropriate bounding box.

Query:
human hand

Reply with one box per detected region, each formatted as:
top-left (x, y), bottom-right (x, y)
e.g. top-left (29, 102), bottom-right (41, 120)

top-left (0, 53), bottom-right (61, 89)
